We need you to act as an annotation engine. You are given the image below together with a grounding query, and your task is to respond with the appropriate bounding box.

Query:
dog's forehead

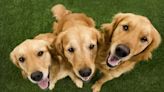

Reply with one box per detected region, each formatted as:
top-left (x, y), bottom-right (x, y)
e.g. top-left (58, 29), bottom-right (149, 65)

top-left (14, 40), bottom-right (47, 56)
top-left (66, 26), bottom-right (96, 42)
top-left (62, 27), bottom-right (97, 49)
top-left (120, 15), bottom-right (152, 34)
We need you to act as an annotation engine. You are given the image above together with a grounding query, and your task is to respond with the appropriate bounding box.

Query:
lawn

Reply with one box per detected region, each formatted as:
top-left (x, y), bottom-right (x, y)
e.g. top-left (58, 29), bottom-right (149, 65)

top-left (0, 0), bottom-right (164, 92)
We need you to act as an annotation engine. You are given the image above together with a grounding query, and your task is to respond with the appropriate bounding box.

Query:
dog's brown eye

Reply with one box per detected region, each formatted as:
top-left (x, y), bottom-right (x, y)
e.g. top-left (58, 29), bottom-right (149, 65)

top-left (19, 57), bottom-right (25, 63)
top-left (123, 25), bottom-right (128, 31)
top-left (68, 47), bottom-right (74, 53)
top-left (37, 51), bottom-right (44, 56)
top-left (141, 36), bottom-right (148, 42)
top-left (89, 44), bottom-right (95, 50)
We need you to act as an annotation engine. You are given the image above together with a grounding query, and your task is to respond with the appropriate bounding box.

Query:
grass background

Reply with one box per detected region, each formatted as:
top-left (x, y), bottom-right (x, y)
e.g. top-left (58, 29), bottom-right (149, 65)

top-left (0, 0), bottom-right (164, 92)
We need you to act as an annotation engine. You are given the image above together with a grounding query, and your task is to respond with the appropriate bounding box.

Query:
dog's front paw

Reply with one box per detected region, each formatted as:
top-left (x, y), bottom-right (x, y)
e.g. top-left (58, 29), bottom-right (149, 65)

top-left (75, 79), bottom-right (83, 88)
top-left (49, 84), bottom-right (55, 90)
top-left (92, 83), bottom-right (101, 92)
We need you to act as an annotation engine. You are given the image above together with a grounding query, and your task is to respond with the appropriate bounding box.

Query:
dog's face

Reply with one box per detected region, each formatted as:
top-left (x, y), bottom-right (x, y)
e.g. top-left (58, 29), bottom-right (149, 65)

top-left (103, 13), bottom-right (161, 68)
top-left (54, 26), bottom-right (100, 81)
top-left (10, 39), bottom-right (51, 89)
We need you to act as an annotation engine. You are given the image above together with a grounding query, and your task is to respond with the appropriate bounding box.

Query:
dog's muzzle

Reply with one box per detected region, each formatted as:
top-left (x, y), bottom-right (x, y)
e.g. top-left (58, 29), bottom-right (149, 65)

top-left (106, 44), bottom-right (130, 68)
top-left (30, 70), bottom-right (50, 90)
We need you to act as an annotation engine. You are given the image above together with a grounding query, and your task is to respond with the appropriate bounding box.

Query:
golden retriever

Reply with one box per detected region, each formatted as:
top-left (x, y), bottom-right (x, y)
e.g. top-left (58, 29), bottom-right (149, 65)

top-left (51, 4), bottom-right (101, 82)
top-left (92, 13), bottom-right (161, 92)
top-left (10, 33), bottom-right (82, 90)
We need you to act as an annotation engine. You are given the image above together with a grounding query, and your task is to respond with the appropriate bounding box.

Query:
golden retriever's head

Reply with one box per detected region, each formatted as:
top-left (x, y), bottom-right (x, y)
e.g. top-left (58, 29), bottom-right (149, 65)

top-left (10, 39), bottom-right (52, 89)
top-left (101, 13), bottom-right (161, 68)
top-left (53, 26), bottom-right (101, 81)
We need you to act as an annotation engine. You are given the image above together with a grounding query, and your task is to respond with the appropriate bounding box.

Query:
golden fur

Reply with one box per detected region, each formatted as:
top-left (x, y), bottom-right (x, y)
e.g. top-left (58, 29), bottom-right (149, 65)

top-left (92, 13), bottom-right (161, 92)
top-left (51, 4), bottom-right (101, 81)
top-left (10, 33), bottom-right (82, 90)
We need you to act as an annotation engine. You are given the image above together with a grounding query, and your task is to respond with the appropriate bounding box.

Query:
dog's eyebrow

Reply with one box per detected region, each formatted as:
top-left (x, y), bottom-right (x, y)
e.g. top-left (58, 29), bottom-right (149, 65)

top-left (116, 16), bottom-right (130, 29)
top-left (17, 55), bottom-right (25, 61)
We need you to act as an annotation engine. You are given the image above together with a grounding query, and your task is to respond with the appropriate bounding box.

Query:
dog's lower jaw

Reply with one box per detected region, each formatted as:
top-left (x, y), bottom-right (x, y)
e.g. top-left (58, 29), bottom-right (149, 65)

top-left (106, 61), bottom-right (115, 68)
top-left (80, 76), bottom-right (92, 82)
top-left (106, 53), bottom-right (122, 68)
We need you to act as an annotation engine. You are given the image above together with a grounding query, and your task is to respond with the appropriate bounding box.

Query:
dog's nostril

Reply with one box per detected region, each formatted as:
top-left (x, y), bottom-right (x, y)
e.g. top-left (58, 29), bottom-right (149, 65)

top-left (79, 68), bottom-right (92, 77)
top-left (31, 71), bottom-right (43, 81)
top-left (115, 44), bottom-right (130, 57)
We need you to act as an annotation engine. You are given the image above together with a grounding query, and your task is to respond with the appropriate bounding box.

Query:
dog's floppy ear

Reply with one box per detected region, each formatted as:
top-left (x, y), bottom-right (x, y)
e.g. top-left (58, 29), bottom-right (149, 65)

top-left (101, 23), bottom-right (112, 43)
top-left (10, 49), bottom-right (20, 68)
top-left (51, 4), bottom-right (71, 21)
top-left (101, 13), bottom-right (127, 43)
top-left (132, 27), bottom-right (161, 61)
top-left (52, 32), bottom-right (65, 57)
top-left (150, 27), bottom-right (161, 51)
top-left (10, 49), bottom-right (28, 78)
top-left (148, 27), bottom-right (161, 53)
top-left (96, 30), bottom-right (102, 45)
top-left (92, 28), bottom-right (102, 46)
top-left (88, 17), bottom-right (95, 27)
top-left (43, 40), bottom-right (53, 51)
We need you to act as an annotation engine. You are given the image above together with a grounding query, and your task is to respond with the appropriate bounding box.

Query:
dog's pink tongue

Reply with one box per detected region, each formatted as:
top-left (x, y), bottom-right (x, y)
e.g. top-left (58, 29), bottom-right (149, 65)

top-left (108, 56), bottom-right (119, 66)
top-left (38, 78), bottom-right (49, 90)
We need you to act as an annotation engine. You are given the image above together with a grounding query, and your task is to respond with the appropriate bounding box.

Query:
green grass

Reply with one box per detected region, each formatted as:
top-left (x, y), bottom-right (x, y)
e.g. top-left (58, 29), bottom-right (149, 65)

top-left (0, 0), bottom-right (164, 92)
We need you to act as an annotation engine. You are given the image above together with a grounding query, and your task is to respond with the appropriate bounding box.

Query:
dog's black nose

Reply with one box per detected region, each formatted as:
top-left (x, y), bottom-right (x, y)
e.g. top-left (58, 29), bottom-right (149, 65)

top-left (115, 44), bottom-right (130, 57)
top-left (79, 68), bottom-right (92, 77)
top-left (31, 71), bottom-right (43, 81)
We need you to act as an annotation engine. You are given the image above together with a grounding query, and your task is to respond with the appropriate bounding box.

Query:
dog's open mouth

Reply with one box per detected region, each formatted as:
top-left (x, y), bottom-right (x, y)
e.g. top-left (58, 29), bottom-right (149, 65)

top-left (106, 54), bottom-right (121, 68)
top-left (81, 77), bottom-right (91, 82)
top-left (38, 74), bottom-right (49, 90)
